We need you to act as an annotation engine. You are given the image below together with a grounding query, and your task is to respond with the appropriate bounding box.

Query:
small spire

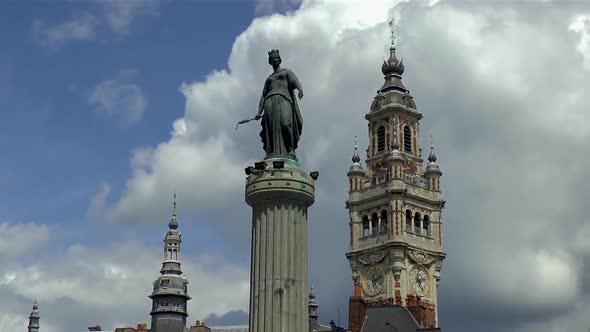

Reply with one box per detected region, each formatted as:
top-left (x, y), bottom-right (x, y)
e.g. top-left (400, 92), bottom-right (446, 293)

top-left (169, 193), bottom-right (178, 230)
top-left (352, 136), bottom-right (361, 164)
top-left (428, 134), bottom-right (437, 164)
top-left (33, 299), bottom-right (38, 310)
top-left (309, 287), bottom-right (316, 301)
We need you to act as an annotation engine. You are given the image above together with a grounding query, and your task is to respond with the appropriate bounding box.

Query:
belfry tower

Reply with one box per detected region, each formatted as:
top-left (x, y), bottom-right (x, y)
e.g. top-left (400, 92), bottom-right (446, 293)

top-left (345, 20), bottom-right (445, 329)
top-left (27, 300), bottom-right (40, 332)
top-left (149, 194), bottom-right (191, 332)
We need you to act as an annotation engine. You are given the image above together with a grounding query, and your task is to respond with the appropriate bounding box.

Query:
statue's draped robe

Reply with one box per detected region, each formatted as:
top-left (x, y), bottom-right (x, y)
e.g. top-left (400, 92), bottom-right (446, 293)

top-left (259, 68), bottom-right (303, 160)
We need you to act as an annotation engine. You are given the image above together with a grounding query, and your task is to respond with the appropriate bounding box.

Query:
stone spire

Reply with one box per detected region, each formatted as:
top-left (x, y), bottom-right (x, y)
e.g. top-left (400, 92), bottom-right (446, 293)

top-left (308, 288), bottom-right (319, 331)
top-left (149, 195), bottom-right (191, 332)
top-left (370, 17), bottom-right (416, 112)
top-left (169, 193), bottom-right (178, 230)
top-left (351, 136), bottom-right (361, 165)
top-left (348, 136), bottom-right (366, 191)
top-left (428, 135), bottom-right (438, 165)
top-left (424, 135), bottom-right (443, 192)
top-left (27, 300), bottom-right (40, 332)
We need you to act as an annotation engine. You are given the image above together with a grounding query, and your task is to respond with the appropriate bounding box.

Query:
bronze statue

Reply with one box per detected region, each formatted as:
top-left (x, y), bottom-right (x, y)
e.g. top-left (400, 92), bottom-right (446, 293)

top-left (238, 50), bottom-right (304, 160)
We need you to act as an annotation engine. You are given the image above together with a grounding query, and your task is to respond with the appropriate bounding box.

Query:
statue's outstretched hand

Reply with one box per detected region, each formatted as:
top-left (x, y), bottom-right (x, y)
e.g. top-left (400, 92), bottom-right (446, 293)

top-left (255, 114), bottom-right (262, 121)
top-left (298, 90), bottom-right (304, 100)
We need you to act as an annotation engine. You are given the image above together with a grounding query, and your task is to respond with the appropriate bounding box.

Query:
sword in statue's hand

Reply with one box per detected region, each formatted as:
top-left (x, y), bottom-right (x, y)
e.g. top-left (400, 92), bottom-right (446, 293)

top-left (235, 115), bottom-right (261, 130)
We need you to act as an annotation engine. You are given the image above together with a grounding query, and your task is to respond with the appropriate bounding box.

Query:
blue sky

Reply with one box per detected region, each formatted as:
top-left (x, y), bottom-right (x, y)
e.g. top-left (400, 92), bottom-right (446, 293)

top-left (0, 1), bottom-right (278, 258)
top-left (3, 1), bottom-right (590, 332)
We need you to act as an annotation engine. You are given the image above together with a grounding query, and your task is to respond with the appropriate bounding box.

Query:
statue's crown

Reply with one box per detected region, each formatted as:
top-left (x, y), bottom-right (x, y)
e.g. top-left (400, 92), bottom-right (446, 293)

top-left (268, 49), bottom-right (280, 57)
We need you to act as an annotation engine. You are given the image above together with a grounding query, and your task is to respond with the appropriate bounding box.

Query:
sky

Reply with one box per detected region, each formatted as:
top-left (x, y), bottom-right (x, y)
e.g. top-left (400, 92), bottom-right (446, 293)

top-left (1, 0), bottom-right (590, 331)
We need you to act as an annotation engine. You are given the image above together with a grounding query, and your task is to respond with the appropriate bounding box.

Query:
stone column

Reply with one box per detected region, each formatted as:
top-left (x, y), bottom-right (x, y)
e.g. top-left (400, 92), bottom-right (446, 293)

top-left (246, 160), bottom-right (316, 332)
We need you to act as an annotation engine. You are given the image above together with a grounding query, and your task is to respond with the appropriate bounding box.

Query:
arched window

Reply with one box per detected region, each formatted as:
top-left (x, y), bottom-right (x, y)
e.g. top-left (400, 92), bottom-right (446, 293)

top-left (362, 215), bottom-right (370, 237)
top-left (403, 125), bottom-right (412, 152)
top-left (423, 215), bottom-right (430, 237)
top-left (377, 126), bottom-right (386, 152)
top-left (414, 212), bottom-right (421, 234)
top-left (380, 210), bottom-right (388, 233)
top-left (405, 210), bottom-right (412, 232)
top-left (371, 213), bottom-right (378, 235)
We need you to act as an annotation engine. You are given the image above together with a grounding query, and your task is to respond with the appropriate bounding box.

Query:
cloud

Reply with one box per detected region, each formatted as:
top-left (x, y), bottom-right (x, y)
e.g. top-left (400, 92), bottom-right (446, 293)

top-left (0, 240), bottom-right (249, 331)
top-left (255, 0), bottom-right (303, 16)
top-left (31, 12), bottom-right (97, 50)
top-left (86, 0), bottom-right (590, 330)
top-left (31, 1), bottom-right (160, 50)
top-left (101, 0), bottom-right (160, 36)
top-left (88, 70), bottom-right (148, 126)
top-left (569, 14), bottom-right (590, 70)
top-left (88, 182), bottom-right (112, 222)
top-left (202, 310), bottom-right (249, 326)
top-left (0, 222), bottom-right (50, 256)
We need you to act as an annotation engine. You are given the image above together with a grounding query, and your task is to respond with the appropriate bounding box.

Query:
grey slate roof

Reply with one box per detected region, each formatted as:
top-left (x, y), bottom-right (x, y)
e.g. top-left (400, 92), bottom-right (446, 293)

top-left (361, 305), bottom-right (439, 332)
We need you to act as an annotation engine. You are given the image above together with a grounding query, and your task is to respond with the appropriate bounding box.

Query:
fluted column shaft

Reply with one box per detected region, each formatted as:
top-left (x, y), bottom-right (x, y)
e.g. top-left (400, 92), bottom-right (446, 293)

top-left (246, 163), bottom-right (315, 332)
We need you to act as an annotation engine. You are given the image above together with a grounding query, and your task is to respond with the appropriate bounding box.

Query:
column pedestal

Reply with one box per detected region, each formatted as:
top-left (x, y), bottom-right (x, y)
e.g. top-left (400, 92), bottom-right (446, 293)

top-left (246, 160), bottom-right (316, 332)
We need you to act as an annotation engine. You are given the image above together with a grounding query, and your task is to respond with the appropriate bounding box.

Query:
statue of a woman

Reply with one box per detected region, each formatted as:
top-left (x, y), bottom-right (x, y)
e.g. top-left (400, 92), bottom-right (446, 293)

top-left (255, 49), bottom-right (304, 160)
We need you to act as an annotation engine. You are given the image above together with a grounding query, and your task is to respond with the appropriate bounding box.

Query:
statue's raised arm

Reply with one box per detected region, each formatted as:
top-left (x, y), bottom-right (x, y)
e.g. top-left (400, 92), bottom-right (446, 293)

top-left (254, 49), bottom-right (304, 161)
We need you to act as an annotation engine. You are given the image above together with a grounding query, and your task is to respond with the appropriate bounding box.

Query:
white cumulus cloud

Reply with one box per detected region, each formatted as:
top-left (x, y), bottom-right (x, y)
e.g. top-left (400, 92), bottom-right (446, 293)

top-left (0, 241), bottom-right (249, 331)
top-left (84, 1), bottom-right (590, 331)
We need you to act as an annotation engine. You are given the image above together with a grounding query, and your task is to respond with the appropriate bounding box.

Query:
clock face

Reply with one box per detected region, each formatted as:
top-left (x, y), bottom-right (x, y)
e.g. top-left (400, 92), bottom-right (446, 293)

top-left (363, 265), bottom-right (385, 296)
top-left (409, 265), bottom-right (430, 297)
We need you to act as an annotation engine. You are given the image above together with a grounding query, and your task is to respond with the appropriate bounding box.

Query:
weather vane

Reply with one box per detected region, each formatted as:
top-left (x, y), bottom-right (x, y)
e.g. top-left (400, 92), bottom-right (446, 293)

top-left (388, 17), bottom-right (396, 47)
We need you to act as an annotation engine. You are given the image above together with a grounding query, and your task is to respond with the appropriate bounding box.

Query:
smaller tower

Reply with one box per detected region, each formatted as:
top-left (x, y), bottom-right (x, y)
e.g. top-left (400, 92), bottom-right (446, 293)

top-left (347, 136), bottom-right (367, 192)
top-left (423, 136), bottom-right (442, 192)
top-left (308, 288), bottom-right (319, 331)
top-left (27, 300), bottom-right (40, 332)
top-left (149, 194), bottom-right (191, 332)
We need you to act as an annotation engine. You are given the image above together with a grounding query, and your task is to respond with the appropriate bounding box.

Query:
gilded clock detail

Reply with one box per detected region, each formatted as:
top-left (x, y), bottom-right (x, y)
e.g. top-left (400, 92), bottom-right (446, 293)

top-left (362, 265), bottom-right (385, 296)
top-left (409, 265), bottom-right (430, 297)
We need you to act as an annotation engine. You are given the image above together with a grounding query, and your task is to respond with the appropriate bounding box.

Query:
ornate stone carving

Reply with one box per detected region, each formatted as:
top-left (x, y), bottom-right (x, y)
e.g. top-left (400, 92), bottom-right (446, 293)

top-left (349, 258), bottom-right (361, 284)
top-left (352, 273), bottom-right (361, 285)
top-left (358, 249), bottom-right (387, 265)
top-left (407, 249), bottom-right (435, 266)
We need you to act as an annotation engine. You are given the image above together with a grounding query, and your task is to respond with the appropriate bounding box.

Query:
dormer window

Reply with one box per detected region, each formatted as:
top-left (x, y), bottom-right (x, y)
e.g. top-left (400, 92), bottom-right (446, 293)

top-left (377, 126), bottom-right (386, 152)
top-left (403, 125), bottom-right (412, 152)
top-left (161, 279), bottom-right (170, 287)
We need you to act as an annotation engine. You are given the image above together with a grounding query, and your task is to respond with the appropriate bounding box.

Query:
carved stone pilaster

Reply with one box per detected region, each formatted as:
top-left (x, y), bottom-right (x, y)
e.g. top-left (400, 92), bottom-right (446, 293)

top-left (391, 249), bottom-right (404, 281)
top-left (433, 259), bottom-right (443, 287)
